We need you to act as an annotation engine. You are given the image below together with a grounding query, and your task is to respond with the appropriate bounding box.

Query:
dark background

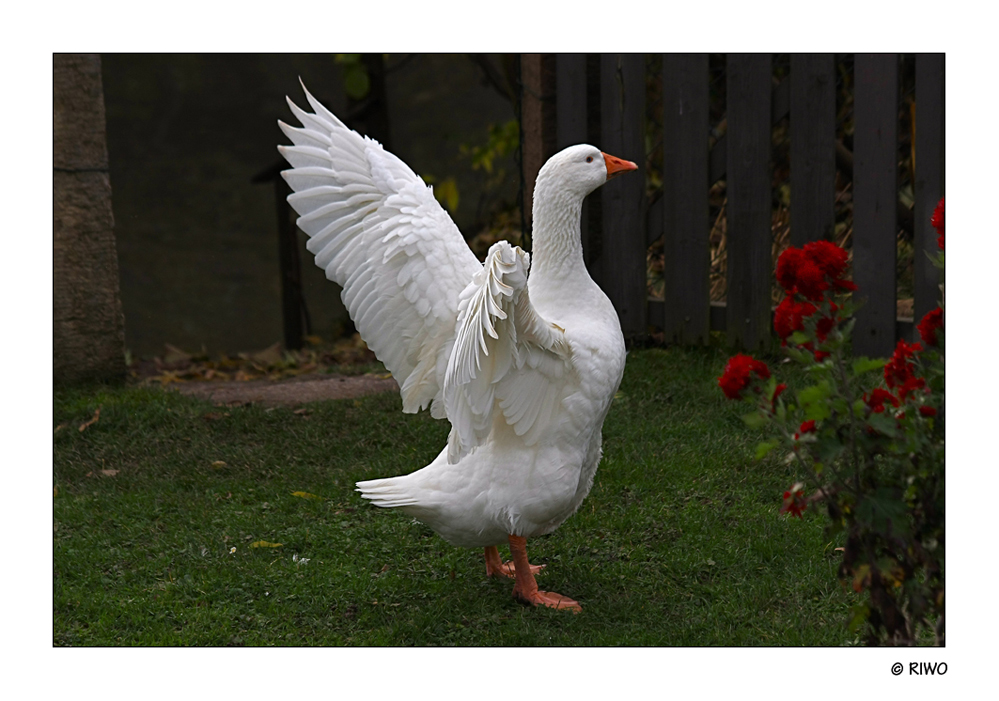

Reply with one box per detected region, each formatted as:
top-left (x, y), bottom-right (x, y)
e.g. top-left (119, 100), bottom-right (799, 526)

top-left (103, 54), bottom-right (517, 357)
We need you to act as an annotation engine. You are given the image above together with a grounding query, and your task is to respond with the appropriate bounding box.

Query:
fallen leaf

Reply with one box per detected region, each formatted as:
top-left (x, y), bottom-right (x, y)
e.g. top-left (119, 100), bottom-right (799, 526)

top-left (79, 407), bottom-right (101, 432)
top-left (203, 412), bottom-right (230, 422)
top-left (54, 424), bottom-right (67, 434)
top-left (292, 491), bottom-right (321, 500)
top-left (53, 486), bottom-right (59, 498)
top-left (249, 540), bottom-right (283, 548)
top-left (249, 342), bottom-right (284, 366)
top-left (163, 343), bottom-right (192, 364)
top-left (211, 461), bottom-right (227, 469)
top-left (156, 371), bottom-right (183, 385)
top-left (101, 469), bottom-right (119, 477)
top-left (293, 408), bottom-right (309, 416)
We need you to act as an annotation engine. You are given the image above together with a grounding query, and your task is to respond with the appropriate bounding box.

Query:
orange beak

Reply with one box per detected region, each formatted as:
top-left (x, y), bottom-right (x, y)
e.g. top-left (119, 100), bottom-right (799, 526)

top-left (602, 152), bottom-right (638, 180)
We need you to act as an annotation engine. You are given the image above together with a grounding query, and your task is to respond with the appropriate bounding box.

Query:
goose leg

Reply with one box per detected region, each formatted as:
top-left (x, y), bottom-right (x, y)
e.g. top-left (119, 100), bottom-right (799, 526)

top-left (484, 545), bottom-right (544, 578)
top-left (508, 535), bottom-right (580, 612)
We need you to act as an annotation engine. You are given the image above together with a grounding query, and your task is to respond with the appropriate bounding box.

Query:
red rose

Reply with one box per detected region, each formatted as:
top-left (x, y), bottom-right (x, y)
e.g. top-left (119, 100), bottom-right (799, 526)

top-left (898, 375), bottom-right (927, 401)
top-left (794, 258), bottom-right (829, 301)
top-left (771, 383), bottom-right (788, 413)
top-left (864, 388), bottom-right (900, 413)
top-left (931, 197), bottom-right (944, 250)
top-left (917, 307), bottom-right (944, 347)
top-left (919, 406), bottom-right (937, 417)
top-left (776, 241), bottom-right (855, 304)
top-left (774, 297), bottom-right (817, 341)
top-left (885, 339), bottom-right (923, 393)
top-left (803, 240), bottom-right (849, 281)
top-left (776, 247), bottom-right (806, 293)
top-left (718, 354), bottom-right (771, 400)
top-left (794, 419), bottom-right (818, 440)
top-left (781, 486), bottom-right (807, 518)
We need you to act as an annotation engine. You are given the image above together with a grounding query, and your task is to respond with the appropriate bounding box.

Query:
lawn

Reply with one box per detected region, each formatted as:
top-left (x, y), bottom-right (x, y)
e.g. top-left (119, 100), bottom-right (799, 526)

top-left (53, 345), bottom-right (860, 646)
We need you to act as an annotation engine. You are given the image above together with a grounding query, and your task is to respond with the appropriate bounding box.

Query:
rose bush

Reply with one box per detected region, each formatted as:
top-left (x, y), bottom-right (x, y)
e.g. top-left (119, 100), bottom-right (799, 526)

top-left (718, 198), bottom-right (945, 645)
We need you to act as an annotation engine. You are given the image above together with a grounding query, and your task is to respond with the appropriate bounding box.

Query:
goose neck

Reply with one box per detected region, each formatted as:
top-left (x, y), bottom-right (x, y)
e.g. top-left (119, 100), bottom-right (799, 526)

top-left (529, 184), bottom-right (586, 282)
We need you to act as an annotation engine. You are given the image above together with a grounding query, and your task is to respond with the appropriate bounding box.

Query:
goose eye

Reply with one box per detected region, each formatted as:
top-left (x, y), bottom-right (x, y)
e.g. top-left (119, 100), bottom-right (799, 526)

top-left (586, 156), bottom-right (593, 163)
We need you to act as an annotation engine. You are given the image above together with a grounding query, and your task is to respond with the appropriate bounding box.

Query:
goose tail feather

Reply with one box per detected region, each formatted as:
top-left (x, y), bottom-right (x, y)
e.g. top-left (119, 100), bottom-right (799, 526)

top-left (355, 476), bottom-right (420, 509)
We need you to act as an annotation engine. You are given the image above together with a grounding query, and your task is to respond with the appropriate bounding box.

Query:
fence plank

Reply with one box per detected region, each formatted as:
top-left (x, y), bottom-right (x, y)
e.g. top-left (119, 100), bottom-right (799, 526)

top-left (556, 54), bottom-right (588, 149)
top-left (726, 54), bottom-right (773, 351)
top-left (913, 53), bottom-right (945, 327)
top-left (520, 54), bottom-right (545, 240)
top-left (709, 76), bottom-right (789, 185)
top-left (853, 53), bottom-right (899, 357)
top-left (790, 54), bottom-right (836, 246)
top-left (556, 54), bottom-right (594, 276)
top-left (661, 54), bottom-right (710, 344)
top-left (600, 54), bottom-right (647, 339)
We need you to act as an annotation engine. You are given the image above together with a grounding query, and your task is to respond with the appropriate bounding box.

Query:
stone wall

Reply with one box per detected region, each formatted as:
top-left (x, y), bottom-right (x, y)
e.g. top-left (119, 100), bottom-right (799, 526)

top-left (54, 54), bottom-right (126, 384)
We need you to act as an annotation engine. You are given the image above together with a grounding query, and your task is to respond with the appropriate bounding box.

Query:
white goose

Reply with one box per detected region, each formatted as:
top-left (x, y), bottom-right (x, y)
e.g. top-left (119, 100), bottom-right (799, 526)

top-left (278, 83), bottom-right (636, 611)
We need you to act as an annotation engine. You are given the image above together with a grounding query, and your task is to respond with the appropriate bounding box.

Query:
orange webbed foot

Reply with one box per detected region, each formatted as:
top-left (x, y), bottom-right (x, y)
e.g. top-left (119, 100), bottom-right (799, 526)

top-left (512, 587), bottom-right (582, 612)
top-left (484, 545), bottom-right (545, 579)
top-left (506, 535), bottom-right (580, 613)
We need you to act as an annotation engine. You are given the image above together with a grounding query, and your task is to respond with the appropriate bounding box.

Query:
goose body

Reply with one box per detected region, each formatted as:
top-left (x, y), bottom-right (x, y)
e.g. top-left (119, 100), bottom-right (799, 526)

top-left (278, 83), bottom-right (636, 609)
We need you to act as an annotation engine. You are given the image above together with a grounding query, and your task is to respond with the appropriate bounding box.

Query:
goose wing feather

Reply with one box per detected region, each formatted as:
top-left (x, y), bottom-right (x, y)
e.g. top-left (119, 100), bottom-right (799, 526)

top-left (278, 82), bottom-right (481, 417)
top-left (443, 241), bottom-right (572, 463)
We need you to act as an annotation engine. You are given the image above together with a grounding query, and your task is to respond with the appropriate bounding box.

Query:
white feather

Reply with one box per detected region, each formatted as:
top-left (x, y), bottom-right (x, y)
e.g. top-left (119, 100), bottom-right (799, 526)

top-left (279, 85), bottom-right (628, 551)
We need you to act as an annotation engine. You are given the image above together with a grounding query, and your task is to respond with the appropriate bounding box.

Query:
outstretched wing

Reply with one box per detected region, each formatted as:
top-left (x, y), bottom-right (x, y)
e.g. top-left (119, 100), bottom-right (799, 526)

top-left (278, 82), bottom-right (481, 418)
top-left (444, 241), bottom-right (573, 463)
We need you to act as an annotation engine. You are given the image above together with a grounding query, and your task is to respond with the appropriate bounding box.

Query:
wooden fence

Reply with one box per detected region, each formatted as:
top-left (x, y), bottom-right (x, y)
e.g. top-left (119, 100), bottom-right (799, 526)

top-left (522, 53), bottom-right (945, 357)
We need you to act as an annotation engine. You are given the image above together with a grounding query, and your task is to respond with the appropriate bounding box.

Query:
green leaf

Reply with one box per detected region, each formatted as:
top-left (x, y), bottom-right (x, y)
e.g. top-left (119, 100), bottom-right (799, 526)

top-left (867, 411), bottom-right (897, 437)
top-left (852, 399), bottom-right (867, 418)
top-left (343, 65), bottom-right (370, 100)
top-left (755, 441), bottom-right (778, 461)
top-left (804, 402), bottom-right (832, 422)
top-left (784, 346), bottom-right (809, 364)
top-left (798, 381), bottom-right (832, 421)
top-left (797, 381), bottom-right (831, 405)
top-left (742, 412), bottom-right (767, 429)
top-left (848, 603), bottom-right (870, 633)
top-left (790, 331), bottom-right (810, 346)
top-left (432, 177), bottom-right (460, 212)
top-left (830, 397), bottom-right (849, 415)
top-left (855, 488), bottom-right (910, 537)
top-left (852, 357), bottom-right (886, 375)
top-left (764, 375), bottom-right (776, 397)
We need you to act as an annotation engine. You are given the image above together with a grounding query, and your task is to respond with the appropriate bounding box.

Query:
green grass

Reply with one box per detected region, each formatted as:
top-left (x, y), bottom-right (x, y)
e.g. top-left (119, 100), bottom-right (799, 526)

top-left (54, 346), bottom-right (859, 646)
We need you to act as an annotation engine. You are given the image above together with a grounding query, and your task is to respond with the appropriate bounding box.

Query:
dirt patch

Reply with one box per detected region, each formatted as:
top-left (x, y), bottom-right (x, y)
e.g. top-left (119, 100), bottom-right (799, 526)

top-left (171, 373), bottom-right (399, 407)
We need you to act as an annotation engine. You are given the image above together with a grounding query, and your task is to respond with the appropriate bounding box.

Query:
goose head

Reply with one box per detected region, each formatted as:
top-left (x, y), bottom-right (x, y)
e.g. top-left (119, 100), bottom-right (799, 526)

top-left (536, 144), bottom-right (638, 199)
